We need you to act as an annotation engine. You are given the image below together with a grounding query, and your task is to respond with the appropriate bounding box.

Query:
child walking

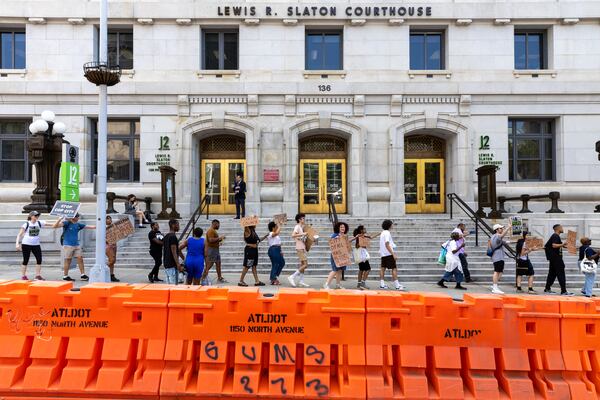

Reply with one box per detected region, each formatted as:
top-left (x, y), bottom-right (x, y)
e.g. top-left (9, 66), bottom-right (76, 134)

top-left (353, 225), bottom-right (371, 289)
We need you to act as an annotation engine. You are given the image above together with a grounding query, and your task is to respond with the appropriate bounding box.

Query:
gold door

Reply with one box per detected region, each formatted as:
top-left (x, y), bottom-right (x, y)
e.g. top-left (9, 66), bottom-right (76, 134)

top-left (299, 159), bottom-right (346, 214)
top-left (404, 159), bottom-right (445, 213)
top-left (201, 159), bottom-right (245, 214)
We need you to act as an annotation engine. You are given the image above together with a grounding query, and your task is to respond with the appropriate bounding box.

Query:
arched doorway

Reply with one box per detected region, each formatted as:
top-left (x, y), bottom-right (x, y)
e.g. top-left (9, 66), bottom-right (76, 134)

top-left (200, 134), bottom-right (246, 214)
top-left (299, 135), bottom-right (347, 214)
top-left (404, 135), bottom-right (445, 213)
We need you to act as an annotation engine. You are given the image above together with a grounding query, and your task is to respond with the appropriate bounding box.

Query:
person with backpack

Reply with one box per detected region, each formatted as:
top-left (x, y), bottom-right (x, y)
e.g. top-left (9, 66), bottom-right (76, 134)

top-left (579, 237), bottom-right (598, 297)
top-left (52, 214), bottom-right (95, 281)
top-left (488, 223), bottom-right (511, 294)
top-left (543, 224), bottom-right (573, 296)
top-left (515, 231), bottom-right (536, 293)
top-left (437, 231), bottom-right (467, 290)
top-left (15, 211), bottom-right (46, 281)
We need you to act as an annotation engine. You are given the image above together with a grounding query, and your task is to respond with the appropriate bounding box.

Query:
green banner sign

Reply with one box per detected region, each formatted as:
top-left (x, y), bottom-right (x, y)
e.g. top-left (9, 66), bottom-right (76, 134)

top-left (60, 162), bottom-right (79, 202)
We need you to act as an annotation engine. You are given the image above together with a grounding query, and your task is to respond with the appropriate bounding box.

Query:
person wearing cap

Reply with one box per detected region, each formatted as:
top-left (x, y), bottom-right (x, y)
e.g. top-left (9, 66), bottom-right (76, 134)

top-left (489, 223), bottom-right (511, 294)
top-left (15, 211), bottom-right (46, 281)
top-left (52, 214), bottom-right (95, 281)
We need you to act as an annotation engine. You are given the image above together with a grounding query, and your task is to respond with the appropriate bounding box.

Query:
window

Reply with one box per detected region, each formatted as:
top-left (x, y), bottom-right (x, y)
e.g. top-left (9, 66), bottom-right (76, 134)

top-left (514, 30), bottom-right (546, 70)
top-left (305, 29), bottom-right (343, 70)
top-left (92, 120), bottom-right (140, 182)
top-left (202, 30), bottom-right (238, 70)
top-left (0, 30), bottom-right (25, 69)
top-left (508, 119), bottom-right (554, 181)
top-left (410, 30), bottom-right (444, 70)
top-left (96, 29), bottom-right (133, 69)
top-left (0, 121), bottom-right (31, 182)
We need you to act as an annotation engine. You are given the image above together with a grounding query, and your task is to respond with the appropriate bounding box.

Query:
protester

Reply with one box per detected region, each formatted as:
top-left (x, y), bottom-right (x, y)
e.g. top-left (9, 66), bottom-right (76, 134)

top-left (53, 214), bottom-right (95, 281)
top-left (180, 227), bottom-right (205, 285)
top-left (201, 219), bottom-right (227, 284)
top-left (289, 213), bottom-right (310, 287)
top-left (515, 231), bottom-right (535, 293)
top-left (125, 194), bottom-right (148, 228)
top-left (352, 225), bottom-right (371, 290)
top-left (379, 219), bottom-right (404, 290)
top-left (544, 224), bottom-right (573, 296)
top-left (324, 222), bottom-right (352, 289)
top-left (579, 237), bottom-right (598, 297)
top-left (437, 232), bottom-right (467, 290)
top-left (105, 215), bottom-right (120, 282)
top-left (163, 219), bottom-right (184, 285)
top-left (147, 222), bottom-right (164, 283)
top-left (15, 211), bottom-right (46, 281)
top-left (488, 223), bottom-right (511, 294)
top-left (233, 173), bottom-right (246, 219)
top-left (238, 225), bottom-right (265, 286)
top-left (452, 223), bottom-right (473, 282)
top-left (267, 221), bottom-right (285, 285)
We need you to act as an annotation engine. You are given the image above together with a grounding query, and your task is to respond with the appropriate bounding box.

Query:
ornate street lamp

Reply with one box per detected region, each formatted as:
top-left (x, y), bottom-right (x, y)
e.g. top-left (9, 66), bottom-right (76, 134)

top-left (23, 111), bottom-right (68, 213)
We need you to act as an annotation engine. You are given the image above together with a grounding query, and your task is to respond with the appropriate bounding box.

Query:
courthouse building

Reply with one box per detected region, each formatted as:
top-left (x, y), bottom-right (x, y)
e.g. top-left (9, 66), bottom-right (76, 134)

top-left (0, 0), bottom-right (599, 216)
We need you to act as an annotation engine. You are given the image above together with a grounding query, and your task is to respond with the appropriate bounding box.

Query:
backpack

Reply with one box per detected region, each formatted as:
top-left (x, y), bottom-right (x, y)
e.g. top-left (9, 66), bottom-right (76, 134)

top-left (486, 239), bottom-right (503, 257)
top-left (544, 239), bottom-right (553, 261)
top-left (24, 221), bottom-right (41, 233)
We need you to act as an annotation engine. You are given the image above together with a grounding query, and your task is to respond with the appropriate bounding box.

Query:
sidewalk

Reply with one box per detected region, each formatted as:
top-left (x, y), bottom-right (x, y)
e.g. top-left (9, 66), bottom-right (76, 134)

top-left (4, 265), bottom-right (594, 298)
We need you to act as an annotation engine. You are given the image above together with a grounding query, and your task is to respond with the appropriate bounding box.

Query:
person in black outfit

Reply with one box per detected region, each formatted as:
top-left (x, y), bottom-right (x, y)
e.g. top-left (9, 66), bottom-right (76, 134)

top-left (148, 222), bottom-right (164, 283)
top-left (233, 173), bottom-right (246, 219)
top-left (544, 224), bottom-right (573, 296)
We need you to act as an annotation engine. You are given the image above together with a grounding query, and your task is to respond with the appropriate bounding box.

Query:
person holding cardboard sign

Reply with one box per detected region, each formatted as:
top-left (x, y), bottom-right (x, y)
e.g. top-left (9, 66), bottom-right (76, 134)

top-left (324, 222), bottom-right (353, 290)
top-left (105, 216), bottom-right (120, 282)
top-left (288, 213), bottom-right (310, 288)
top-left (352, 225), bottom-right (372, 290)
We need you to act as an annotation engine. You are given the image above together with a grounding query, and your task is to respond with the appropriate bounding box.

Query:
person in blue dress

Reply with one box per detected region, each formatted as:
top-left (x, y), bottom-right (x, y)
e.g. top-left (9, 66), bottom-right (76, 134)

top-left (180, 227), bottom-right (205, 285)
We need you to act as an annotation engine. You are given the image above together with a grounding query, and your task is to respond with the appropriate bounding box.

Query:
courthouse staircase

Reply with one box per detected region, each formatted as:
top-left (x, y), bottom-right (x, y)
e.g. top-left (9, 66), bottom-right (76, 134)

top-left (0, 212), bottom-right (584, 287)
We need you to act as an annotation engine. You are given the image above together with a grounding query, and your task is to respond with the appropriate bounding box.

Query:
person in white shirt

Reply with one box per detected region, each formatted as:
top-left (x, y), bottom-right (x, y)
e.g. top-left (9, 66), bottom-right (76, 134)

top-left (267, 221), bottom-right (285, 285)
top-left (378, 219), bottom-right (404, 290)
top-left (288, 213), bottom-right (310, 287)
top-left (15, 211), bottom-right (46, 281)
top-left (451, 223), bottom-right (473, 282)
top-left (437, 232), bottom-right (467, 290)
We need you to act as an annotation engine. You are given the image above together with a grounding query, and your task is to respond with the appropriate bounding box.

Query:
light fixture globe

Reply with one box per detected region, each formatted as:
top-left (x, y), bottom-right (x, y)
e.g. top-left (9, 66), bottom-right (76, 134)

top-left (53, 121), bottom-right (67, 135)
top-left (28, 122), bottom-right (37, 134)
top-left (34, 119), bottom-right (49, 133)
top-left (41, 110), bottom-right (55, 122)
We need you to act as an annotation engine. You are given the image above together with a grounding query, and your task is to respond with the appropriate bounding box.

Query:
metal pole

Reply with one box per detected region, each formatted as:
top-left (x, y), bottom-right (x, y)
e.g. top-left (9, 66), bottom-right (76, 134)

top-left (91, 0), bottom-right (109, 282)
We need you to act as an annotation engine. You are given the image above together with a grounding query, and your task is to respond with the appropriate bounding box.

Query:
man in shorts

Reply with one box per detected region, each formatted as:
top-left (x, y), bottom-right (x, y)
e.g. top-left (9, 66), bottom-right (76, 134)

top-left (53, 213), bottom-right (95, 281)
top-left (379, 219), bottom-right (404, 290)
top-left (489, 223), bottom-right (511, 294)
top-left (288, 213), bottom-right (310, 287)
top-left (201, 219), bottom-right (227, 284)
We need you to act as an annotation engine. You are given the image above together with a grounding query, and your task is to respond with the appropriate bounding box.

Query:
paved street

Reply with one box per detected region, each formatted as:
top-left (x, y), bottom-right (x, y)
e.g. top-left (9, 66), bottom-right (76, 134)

top-left (2, 265), bottom-right (594, 298)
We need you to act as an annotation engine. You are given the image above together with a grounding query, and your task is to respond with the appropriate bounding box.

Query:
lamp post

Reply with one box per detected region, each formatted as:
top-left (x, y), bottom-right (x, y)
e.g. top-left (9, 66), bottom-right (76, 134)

top-left (83, 0), bottom-right (120, 282)
top-left (23, 110), bottom-right (67, 214)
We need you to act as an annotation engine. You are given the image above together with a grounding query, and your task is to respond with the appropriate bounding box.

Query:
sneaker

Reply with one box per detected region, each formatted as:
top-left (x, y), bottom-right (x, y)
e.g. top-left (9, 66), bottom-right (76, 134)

top-left (63, 276), bottom-right (74, 281)
top-left (217, 277), bottom-right (227, 283)
top-left (491, 287), bottom-right (505, 295)
top-left (34, 275), bottom-right (45, 281)
top-left (516, 287), bottom-right (523, 292)
top-left (110, 275), bottom-right (120, 282)
top-left (335, 284), bottom-right (344, 289)
top-left (544, 289), bottom-right (556, 294)
top-left (356, 283), bottom-right (363, 289)
top-left (80, 274), bottom-right (89, 281)
top-left (21, 275), bottom-right (29, 281)
top-left (379, 284), bottom-right (389, 290)
top-left (361, 282), bottom-right (370, 290)
top-left (288, 275), bottom-right (297, 287)
top-left (561, 291), bottom-right (574, 296)
top-left (465, 278), bottom-right (475, 283)
top-left (138, 225), bottom-right (146, 228)
top-left (323, 283), bottom-right (330, 290)
top-left (298, 281), bottom-right (310, 288)
top-left (437, 280), bottom-right (448, 288)
top-left (455, 284), bottom-right (467, 290)
top-left (395, 284), bottom-right (405, 291)
top-left (528, 288), bottom-right (536, 294)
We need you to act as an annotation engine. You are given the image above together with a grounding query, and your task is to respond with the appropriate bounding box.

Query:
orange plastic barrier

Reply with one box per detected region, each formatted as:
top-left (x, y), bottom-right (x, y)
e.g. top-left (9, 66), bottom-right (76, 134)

top-left (161, 286), bottom-right (366, 399)
top-left (0, 280), bottom-right (169, 399)
top-left (365, 292), bottom-right (571, 400)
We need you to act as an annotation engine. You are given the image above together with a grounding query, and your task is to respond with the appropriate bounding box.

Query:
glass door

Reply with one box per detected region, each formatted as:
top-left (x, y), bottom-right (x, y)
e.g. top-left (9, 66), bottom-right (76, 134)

top-left (404, 158), bottom-right (445, 213)
top-left (201, 159), bottom-right (245, 215)
top-left (300, 159), bottom-right (346, 214)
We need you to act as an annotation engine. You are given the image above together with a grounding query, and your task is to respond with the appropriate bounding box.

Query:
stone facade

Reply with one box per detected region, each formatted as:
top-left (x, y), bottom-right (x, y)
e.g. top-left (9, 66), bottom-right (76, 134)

top-left (1, 0), bottom-right (600, 216)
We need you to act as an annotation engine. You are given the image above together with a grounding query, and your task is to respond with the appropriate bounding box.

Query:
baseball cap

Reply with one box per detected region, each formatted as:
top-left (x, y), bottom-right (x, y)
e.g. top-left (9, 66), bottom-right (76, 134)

top-left (492, 224), bottom-right (504, 231)
top-left (28, 211), bottom-right (40, 217)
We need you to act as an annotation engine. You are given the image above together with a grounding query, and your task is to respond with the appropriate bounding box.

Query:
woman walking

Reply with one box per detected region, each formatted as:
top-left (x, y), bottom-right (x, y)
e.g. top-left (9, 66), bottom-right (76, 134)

top-left (238, 225), bottom-right (266, 287)
top-left (353, 225), bottom-right (372, 290)
top-left (324, 222), bottom-right (352, 290)
top-left (437, 232), bottom-right (467, 290)
top-left (267, 221), bottom-right (286, 285)
top-left (125, 194), bottom-right (149, 228)
top-left (15, 211), bottom-right (46, 281)
top-left (515, 231), bottom-right (536, 293)
top-left (579, 237), bottom-right (599, 297)
top-left (180, 227), bottom-right (206, 285)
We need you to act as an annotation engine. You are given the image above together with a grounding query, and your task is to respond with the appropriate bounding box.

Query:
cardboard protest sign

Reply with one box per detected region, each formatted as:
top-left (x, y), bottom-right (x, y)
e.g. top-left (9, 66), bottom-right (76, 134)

top-left (358, 236), bottom-right (371, 248)
top-left (330, 236), bottom-right (352, 267)
top-left (50, 201), bottom-right (81, 219)
top-left (525, 237), bottom-right (544, 251)
top-left (566, 230), bottom-right (577, 255)
top-left (509, 216), bottom-right (523, 237)
top-left (304, 225), bottom-right (319, 252)
top-left (240, 215), bottom-right (260, 228)
top-left (273, 214), bottom-right (287, 226)
top-left (106, 218), bottom-right (135, 245)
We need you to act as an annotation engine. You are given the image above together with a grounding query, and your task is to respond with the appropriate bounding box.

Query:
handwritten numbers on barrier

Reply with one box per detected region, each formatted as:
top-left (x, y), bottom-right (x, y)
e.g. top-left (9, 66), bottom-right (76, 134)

top-left (240, 376), bottom-right (253, 394)
top-left (306, 345), bottom-right (325, 365)
top-left (204, 341), bottom-right (219, 361)
top-left (273, 344), bottom-right (295, 364)
top-left (270, 377), bottom-right (287, 395)
top-left (241, 344), bottom-right (256, 361)
top-left (307, 378), bottom-right (330, 397)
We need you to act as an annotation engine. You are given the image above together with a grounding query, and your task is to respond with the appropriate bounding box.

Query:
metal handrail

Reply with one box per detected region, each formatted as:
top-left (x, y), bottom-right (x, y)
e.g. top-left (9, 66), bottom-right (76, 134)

top-left (178, 195), bottom-right (211, 241)
top-left (327, 194), bottom-right (339, 229)
top-left (447, 193), bottom-right (516, 258)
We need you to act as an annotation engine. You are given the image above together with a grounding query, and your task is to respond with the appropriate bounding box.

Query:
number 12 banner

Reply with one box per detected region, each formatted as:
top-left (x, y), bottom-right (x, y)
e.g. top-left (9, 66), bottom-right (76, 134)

top-left (60, 162), bottom-right (80, 202)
